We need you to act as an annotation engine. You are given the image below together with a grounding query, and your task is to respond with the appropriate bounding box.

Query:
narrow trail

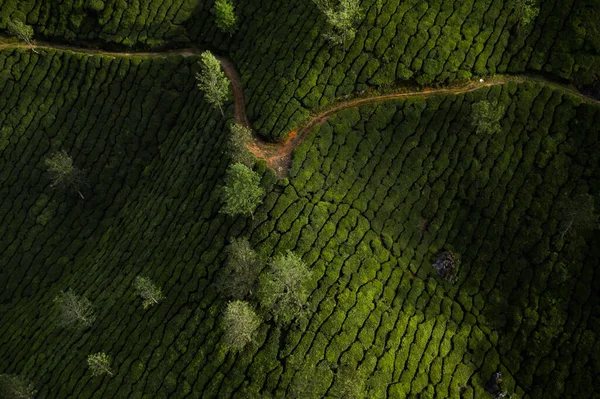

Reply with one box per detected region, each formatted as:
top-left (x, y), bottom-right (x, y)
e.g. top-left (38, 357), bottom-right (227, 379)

top-left (2, 41), bottom-right (598, 178)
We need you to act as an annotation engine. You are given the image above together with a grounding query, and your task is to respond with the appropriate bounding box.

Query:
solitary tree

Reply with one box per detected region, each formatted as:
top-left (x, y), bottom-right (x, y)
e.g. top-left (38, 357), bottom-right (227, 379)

top-left (6, 19), bottom-right (38, 53)
top-left (257, 251), bottom-right (312, 324)
top-left (217, 237), bottom-right (261, 299)
top-left (54, 289), bottom-right (96, 329)
top-left (313, 0), bottom-right (363, 48)
top-left (471, 101), bottom-right (505, 135)
top-left (221, 300), bottom-right (261, 352)
top-left (87, 352), bottom-right (114, 377)
top-left (133, 276), bottom-right (165, 309)
top-left (196, 51), bottom-right (230, 116)
top-left (44, 150), bottom-right (87, 199)
top-left (558, 193), bottom-right (598, 240)
top-left (0, 374), bottom-right (37, 399)
top-left (228, 123), bottom-right (255, 167)
top-left (220, 163), bottom-right (264, 218)
top-left (509, 0), bottom-right (540, 28)
top-left (213, 0), bottom-right (238, 34)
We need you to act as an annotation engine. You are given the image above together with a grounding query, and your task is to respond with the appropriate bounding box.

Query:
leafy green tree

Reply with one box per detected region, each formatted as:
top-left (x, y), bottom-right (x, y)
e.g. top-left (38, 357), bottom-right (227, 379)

top-left (471, 101), bottom-right (505, 135)
top-left (54, 289), bottom-right (96, 329)
top-left (558, 193), bottom-right (598, 240)
top-left (217, 237), bottom-right (261, 299)
top-left (257, 251), bottom-right (312, 324)
top-left (228, 123), bottom-right (255, 167)
top-left (6, 19), bottom-right (38, 53)
top-left (196, 51), bottom-right (230, 116)
top-left (221, 300), bottom-right (261, 352)
top-left (44, 150), bottom-right (87, 199)
top-left (220, 163), bottom-right (264, 218)
top-left (213, 0), bottom-right (238, 34)
top-left (133, 276), bottom-right (165, 309)
top-left (87, 352), bottom-right (114, 377)
top-left (313, 0), bottom-right (363, 48)
top-left (509, 0), bottom-right (540, 28)
top-left (0, 374), bottom-right (36, 399)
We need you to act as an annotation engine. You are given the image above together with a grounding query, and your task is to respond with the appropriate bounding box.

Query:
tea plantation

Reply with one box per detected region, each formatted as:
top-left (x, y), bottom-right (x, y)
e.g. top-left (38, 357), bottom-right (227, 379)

top-left (1, 0), bottom-right (600, 398)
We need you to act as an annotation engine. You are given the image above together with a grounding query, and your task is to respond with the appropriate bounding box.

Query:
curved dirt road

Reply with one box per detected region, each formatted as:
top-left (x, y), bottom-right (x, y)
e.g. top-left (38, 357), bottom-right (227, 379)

top-left (1, 41), bottom-right (598, 178)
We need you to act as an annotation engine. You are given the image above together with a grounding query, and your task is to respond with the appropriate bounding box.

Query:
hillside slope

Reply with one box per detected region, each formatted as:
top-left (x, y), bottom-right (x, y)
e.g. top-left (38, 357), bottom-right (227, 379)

top-left (0, 43), bottom-right (599, 397)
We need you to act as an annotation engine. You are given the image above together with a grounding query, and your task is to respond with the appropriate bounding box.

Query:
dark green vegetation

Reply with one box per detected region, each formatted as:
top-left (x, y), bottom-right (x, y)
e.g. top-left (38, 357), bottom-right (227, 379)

top-left (1, 0), bottom-right (600, 398)
top-left (2, 0), bottom-right (599, 139)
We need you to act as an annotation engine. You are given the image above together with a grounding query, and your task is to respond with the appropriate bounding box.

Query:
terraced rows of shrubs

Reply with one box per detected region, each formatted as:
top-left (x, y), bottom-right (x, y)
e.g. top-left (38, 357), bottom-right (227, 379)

top-left (2, 0), bottom-right (599, 141)
top-left (1, 43), bottom-right (599, 398)
top-left (233, 0), bottom-right (600, 139)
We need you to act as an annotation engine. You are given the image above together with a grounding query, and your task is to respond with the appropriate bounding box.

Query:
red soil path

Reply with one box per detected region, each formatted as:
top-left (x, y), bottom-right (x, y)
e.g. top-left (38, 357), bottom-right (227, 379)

top-left (2, 40), bottom-right (598, 178)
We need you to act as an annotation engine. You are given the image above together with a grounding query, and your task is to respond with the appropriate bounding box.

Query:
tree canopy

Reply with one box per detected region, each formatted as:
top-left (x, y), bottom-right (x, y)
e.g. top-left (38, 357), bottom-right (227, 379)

top-left (44, 150), bottom-right (87, 199)
top-left (196, 51), bottom-right (230, 116)
top-left (257, 251), bottom-right (312, 324)
top-left (220, 163), bottom-right (264, 218)
top-left (213, 0), bottom-right (238, 34)
top-left (54, 289), bottom-right (96, 329)
top-left (471, 100), bottom-right (505, 135)
top-left (217, 237), bottom-right (261, 299)
top-left (221, 300), bottom-right (261, 352)
top-left (227, 123), bottom-right (255, 167)
top-left (313, 0), bottom-right (363, 47)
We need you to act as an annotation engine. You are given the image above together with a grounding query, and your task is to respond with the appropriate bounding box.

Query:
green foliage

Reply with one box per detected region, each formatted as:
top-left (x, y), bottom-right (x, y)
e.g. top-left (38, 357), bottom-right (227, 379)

top-left (509, 0), bottom-right (540, 27)
top-left (330, 365), bottom-right (368, 399)
top-left (213, 0), bottom-right (238, 34)
top-left (220, 163), bottom-right (264, 218)
top-left (221, 300), bottom-right (261, 352)
top-left (6, 19), bottom-right (35, 47)
top-left (196, 51), bottom-right (230, 116)
top-left (44, 150), bottom-right (87, 199)
top-left (257, 251), bottom-right (312, 324)
top-left (87, 352), bottom-right (114, 377)
top-left (471, 101), bottom-right (505, 135)
top-left (217, 237), bottom-right (261, 299)
top-left (227, 123), bottom-right (255, 167)
top-left (557, 193), bottom-right (598, 240)
top-left (313, 0), bottom-right (363, 48)
top-left (53, 289), bottom-right (96, 329)
top-left (0, 374), bottom-right (36, 399)
top-left (133, 276), bottom-right (165, 309)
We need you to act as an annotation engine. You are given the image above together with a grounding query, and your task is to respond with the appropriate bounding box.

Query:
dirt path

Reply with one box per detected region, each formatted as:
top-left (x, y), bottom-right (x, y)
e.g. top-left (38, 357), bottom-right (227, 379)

top-left (1, 41), bottom-right (598, 178)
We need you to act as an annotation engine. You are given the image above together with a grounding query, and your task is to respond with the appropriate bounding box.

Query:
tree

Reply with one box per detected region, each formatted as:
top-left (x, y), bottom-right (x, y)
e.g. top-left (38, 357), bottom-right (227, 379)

top-left (221, 300), bottom-right (261, 352)
top-left (0, 374), bottom-right (36, 399)
top-left (213, 0), bottom-right (238, 34)
top-left (227, 123), bottom-right (255, 167)
top-left (257, 251), bottom-right (312, 324)
top-left (471, 101), bottom-right (505, 135)
top-left (313, 0), bottom-right (363, 48)
top-left (54, 289), bottom-right (96, 329)
top-left (44, 150), bottom-right (87, 199)
top-left (217, 237), bottom-right (261, 299)
top-left (220, 163), bottom-right (264, 218)
top-left (133, 276), bottom-right (165, 309)
top-left (558, 193), bottom-right (598, 240)
top-left (6, 19), bottom-right (38, 54)
top-left (509, 0), bottom-right (540, 28)
top-left (196, 51), bottom-right (230, 116)
top-left (87, 352), bottom-right (114, 377)
top-left (432, 250), bottom-right (460, 283)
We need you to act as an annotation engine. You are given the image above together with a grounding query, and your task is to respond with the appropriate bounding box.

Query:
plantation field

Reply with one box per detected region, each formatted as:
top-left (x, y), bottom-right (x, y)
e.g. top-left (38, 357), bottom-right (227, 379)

top-left (2, 0), bottom-right (599, 140)
top-left (1, 40), bottom-right (599, 398)
top-left (1, 0), bottom-right (600, 398)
